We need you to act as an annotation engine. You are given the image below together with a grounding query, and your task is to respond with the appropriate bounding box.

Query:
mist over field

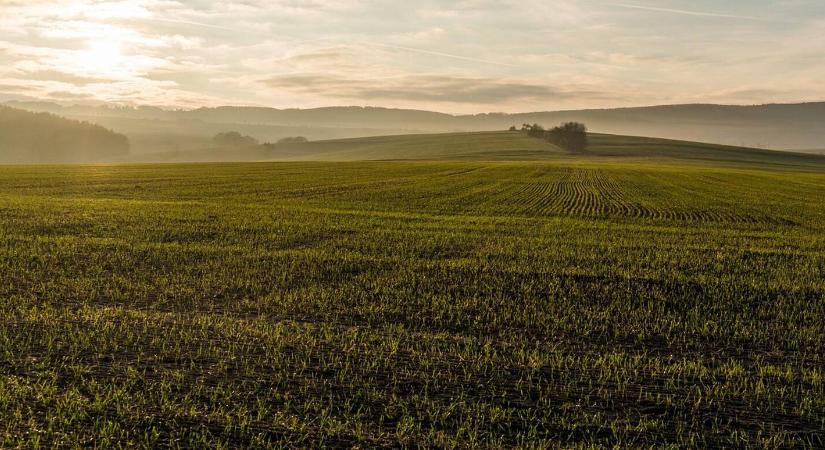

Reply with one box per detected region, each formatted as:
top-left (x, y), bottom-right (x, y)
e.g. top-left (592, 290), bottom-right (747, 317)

top-left (4, 100), bottom-right (825, 163)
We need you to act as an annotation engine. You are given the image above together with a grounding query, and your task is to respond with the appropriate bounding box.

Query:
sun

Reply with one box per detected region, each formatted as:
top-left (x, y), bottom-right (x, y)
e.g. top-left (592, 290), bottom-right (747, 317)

top-left (75, 40), bottom-right (126, 77)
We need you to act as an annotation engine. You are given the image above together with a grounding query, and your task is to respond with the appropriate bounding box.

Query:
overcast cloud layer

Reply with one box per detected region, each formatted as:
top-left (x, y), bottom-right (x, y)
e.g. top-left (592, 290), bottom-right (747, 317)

top-left (1, 0), bottom-right (823, 113)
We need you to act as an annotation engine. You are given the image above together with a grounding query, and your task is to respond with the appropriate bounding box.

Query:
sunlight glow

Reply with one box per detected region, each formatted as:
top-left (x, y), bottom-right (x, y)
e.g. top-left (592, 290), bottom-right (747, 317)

top-left (76, 41), bottom-right (125, 77)
top-left (0, 0), bottom-right (822, 110)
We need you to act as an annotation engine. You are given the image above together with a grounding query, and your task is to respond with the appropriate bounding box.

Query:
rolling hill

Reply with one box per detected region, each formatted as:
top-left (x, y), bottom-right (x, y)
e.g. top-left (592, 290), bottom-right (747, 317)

top-left (585, 133), bottom-right (825, 167)
top-left (0, 105), bottom-right (130, 163)
top-left (264, 131), bottom-right (569, 161)
top-left (133, 131), bottom-right (825, 168)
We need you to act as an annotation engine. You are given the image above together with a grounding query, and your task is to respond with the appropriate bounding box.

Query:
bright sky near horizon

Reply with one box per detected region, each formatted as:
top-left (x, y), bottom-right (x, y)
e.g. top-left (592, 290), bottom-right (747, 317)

top-left (1, 0), bottom-right (823, 113)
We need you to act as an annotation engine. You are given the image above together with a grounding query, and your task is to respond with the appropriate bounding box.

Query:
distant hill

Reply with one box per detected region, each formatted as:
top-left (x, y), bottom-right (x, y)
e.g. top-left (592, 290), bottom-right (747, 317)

top-left (7, 101), bottom-right (825, 152)
top-left (0, 106), bottom-right (129, 163)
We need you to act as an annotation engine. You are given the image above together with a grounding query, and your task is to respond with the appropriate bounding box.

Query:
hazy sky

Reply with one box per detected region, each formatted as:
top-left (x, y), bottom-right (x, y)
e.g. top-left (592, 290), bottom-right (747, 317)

top-left (1, 0), bottom-right (823, 113)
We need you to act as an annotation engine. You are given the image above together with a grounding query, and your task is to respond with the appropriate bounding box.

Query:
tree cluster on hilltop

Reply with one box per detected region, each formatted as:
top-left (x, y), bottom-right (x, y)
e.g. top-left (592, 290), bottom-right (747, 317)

top-left (213, 131), bottom-right (259, 147)
top-left (0, 105), bottom-right (130, 163)
top-left (517, 122), bottom-right (588, 152)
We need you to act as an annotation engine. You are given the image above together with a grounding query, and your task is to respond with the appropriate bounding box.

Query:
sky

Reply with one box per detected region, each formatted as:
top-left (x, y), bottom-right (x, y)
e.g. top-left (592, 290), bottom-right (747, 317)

top-left (0, 0), bottom-right (823, 113)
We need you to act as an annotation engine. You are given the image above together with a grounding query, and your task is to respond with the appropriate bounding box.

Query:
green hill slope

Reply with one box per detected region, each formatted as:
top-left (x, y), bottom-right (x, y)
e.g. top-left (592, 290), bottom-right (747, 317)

top-left (259, 131), bottom-right (824, 167)
top-left (126, 130), bottom-right (825, 168)
top-left (265, 131), bottom-right (568, 161)
top-left (587, 133), bottom-right (825, 167)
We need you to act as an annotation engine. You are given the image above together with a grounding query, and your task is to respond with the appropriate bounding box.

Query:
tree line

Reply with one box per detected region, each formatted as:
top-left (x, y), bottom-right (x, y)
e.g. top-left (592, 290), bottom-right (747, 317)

top-left (214, 132), bottom-right (310, 148)
top-left (510, 122), bottom-right (588, 152)
top-left (0, 106), bottom-right (130, 163)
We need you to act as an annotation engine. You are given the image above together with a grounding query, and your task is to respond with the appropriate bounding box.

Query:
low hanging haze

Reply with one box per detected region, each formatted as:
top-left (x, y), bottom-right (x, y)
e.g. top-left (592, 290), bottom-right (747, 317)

top-left (1, 0), bottom-right (823, 113)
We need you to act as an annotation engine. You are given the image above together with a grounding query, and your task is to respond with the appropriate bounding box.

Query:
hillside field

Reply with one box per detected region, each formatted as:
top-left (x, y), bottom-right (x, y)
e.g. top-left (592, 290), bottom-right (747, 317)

top-left (1, 134), bottom-right (824, 447)
top-left (134, 130), bottom-right (825, 166)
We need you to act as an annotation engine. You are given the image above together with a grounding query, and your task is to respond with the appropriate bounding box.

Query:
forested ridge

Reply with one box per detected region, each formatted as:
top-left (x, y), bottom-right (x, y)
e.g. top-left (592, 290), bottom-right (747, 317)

top-left (0, 105), bottom-right (129, 163)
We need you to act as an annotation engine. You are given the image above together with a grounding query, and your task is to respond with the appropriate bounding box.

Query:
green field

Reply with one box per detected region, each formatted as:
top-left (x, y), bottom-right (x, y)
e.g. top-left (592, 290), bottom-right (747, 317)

top-left (2, 133), bottom-right (825, 447)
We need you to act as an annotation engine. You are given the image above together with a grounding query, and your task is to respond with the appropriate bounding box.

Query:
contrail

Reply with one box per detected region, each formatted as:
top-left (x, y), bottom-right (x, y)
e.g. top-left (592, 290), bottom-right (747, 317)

top-left (612, 3), bottom-right (759, 20)
top-left (149, 18), bottom-right (236, 32)
top-left (364, 42), bottom-right (516, 68)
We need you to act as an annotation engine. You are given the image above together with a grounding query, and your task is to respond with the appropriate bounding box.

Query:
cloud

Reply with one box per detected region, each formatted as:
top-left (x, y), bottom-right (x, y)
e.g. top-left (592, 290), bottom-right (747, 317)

top-left (262, 74), bottom-right (614, 104)
top-left (45, 90), bottom-right (96, 99)
top-left (0, 0), bottom-right (822, 111)
top-left (0, 83), bottom-right (31, 92)
top-left (22, 70), bottom-right (111, 85)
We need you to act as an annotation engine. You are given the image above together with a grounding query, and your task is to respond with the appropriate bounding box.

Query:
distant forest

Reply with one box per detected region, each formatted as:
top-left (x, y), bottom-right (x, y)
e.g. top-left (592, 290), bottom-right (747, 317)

top-left (0, 106), bottom-right (129, 163)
